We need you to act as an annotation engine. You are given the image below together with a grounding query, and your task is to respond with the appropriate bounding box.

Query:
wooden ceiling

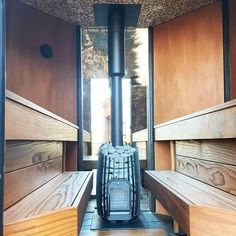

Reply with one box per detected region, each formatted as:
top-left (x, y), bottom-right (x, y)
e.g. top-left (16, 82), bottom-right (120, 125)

top-left (20, 0), bottom-right (217, 27)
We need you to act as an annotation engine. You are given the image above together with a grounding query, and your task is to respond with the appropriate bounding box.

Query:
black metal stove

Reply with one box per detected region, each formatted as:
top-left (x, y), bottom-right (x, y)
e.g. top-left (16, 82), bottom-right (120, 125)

top-left (96, 5), bottom-right (141, 221)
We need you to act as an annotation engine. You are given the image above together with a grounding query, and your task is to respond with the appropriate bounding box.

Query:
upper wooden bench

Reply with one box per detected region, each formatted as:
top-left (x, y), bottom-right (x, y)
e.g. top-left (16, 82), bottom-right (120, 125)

top-left (147, 100), bottom-right (236, 236)
top-left (4, 90), bottom-right (93, 235)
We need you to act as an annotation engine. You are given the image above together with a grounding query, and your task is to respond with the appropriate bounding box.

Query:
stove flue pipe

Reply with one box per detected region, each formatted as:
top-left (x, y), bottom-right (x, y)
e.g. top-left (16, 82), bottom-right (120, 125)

top-left (108, 5), bottom-right (125, 147)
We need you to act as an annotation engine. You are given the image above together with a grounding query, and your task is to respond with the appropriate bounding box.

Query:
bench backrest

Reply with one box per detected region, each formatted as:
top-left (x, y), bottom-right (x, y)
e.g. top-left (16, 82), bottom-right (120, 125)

top-left (175, 140), bottom-right (236, 195)
top-left (4, 141), bottom-right (63, 209)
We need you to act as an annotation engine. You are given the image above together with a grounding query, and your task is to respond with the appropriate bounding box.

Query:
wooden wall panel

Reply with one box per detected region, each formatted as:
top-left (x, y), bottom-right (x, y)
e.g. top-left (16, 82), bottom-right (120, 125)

top-left (5, 141), bottom-right (63, 172)
top-left (229, 0), bottom-right (236, 99)
top-left (6, 0), bottom-right (76, 124)
top-left (154, 2), bottom-right (224, 125)
top-left (176, 155), bottom-right (236, 195)
top-left (4, 157), bottom-right (62, 209)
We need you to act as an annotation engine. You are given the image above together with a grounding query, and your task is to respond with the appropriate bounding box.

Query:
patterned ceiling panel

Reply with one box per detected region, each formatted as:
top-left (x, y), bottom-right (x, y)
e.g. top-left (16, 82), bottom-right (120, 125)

top-left (19, 0), bottom-right (217, 27)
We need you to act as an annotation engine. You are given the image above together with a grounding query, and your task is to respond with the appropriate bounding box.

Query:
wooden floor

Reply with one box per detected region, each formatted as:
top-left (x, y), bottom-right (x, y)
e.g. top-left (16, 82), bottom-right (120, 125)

top-left (80, 229), bottom-right (167, 236)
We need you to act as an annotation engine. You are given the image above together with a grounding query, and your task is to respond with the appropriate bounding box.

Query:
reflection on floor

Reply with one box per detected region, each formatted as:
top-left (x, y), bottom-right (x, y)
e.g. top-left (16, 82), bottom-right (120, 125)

top-left (80, 198), bottom-right (182, 236)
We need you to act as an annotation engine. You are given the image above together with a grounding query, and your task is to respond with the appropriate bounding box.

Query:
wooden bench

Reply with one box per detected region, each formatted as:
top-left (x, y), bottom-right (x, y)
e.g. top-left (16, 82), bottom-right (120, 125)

top-left (4, 91), bottom-right (93, 235)
top-left (147, 100), bottom-right (236, 236)
top-left (144, 171), bottom-right (236, 236)
top-left (4, 171), bottom-right (93, 235)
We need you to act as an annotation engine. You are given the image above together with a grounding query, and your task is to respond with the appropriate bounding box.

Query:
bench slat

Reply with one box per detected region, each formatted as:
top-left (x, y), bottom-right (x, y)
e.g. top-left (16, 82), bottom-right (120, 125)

top-left (4, 173), bottom-right (69, 223)
top-left (27, 172), bottom-right (89, 217)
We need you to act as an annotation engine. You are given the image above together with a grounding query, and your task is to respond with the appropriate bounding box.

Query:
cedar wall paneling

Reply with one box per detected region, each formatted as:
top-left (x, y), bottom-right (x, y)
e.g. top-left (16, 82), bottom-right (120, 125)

top-left (6, 0), bottom-right (76, 124)
top-left (229, 0), bottom-right (236, 99)
top-left (154, 2), bottom-right (224, 125)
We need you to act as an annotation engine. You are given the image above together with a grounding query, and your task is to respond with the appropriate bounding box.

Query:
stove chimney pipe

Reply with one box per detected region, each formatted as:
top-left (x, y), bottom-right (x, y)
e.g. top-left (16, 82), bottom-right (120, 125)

top-left (108, 5), bottom-right (125, 146)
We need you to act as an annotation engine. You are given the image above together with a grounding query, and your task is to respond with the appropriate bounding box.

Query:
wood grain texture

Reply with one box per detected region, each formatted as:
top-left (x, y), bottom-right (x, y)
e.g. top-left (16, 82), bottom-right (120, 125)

top-left (172, 171), bottom-right (236, 208)
top-left (6, 0), bottom-right (76, 124)
top-left (4, 171), bottom-right (93, 236)
top-left (5, 141), bottom-right (63, 172)
top-left (148, 171), bottom-right (236, 210)
top-left (4, 157), bottom-right (62, 209)
top-left (176, 155), bottom-right (236, 195)
top-left (176, 140), bottom-right (236, 165)
top-left (4, 208), bottom-right (78, 236)
top-left (72, 171), bottom-right (93, 231)
top-left (4, 173), bottom-right (70, 223)
top-left (229, 0), bottom-right (236, 99)
top-left (154, 1), bottom-right (224, 125)
top-left (27, 173), bottom-right (87, 218)
top-left (155, 100), bottom-right (236, 140)
top-left (4, 172), bottom-right (92, 223)
top-left (80, 229), bottom-right (167, 236)
top-left (6, 90), bottom-right (78, 129)
top-left (189, 205), bottom-right (236, 236)
top-left (144, 170), bottom-right (236, 236)
top-left (6, 99), bottom-right (77, 141)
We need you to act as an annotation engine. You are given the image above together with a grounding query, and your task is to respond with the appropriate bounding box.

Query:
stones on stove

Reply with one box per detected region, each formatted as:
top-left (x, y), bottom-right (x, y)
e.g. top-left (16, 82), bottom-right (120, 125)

top-left (100, 142), bottom-right (136, 157)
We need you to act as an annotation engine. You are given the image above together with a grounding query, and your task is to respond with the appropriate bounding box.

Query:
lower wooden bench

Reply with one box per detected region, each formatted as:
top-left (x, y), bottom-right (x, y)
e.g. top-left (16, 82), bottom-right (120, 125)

top-left (144, 170), bottom-right (236, 236)
top-left (4, 171), bottom-right (93, 236)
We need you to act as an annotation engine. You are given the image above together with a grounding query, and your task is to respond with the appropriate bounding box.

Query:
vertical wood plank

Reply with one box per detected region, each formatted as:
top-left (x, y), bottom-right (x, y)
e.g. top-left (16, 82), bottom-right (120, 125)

top-left (170, 141), bottom-right (175, 171)
top-left (155, 142), bottom-right (171, 170)
top-left (154, 1), bottom-right (224, 125)
top-left (65, 142), bottom-right (77, 171)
